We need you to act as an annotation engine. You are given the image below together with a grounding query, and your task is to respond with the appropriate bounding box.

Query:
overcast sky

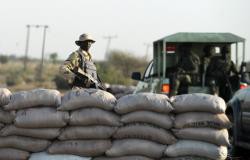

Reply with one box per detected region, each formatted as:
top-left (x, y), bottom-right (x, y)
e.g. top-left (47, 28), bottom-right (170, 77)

top-left (0, 0), bottom-right (250, 61)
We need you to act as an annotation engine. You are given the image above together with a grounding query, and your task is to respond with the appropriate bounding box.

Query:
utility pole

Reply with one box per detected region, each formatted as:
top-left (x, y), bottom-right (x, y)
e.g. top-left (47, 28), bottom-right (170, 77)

top-left (103, 35), bottom-right (117, 59)
top-left (24, 25), bottom-right (30, 70)
top-left (39, 25), bottom-right (49, 80)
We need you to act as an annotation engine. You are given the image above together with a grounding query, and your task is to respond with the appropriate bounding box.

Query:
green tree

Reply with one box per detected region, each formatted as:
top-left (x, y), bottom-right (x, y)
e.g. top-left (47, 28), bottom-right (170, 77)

top-left (49, 53), bottom-right (58, 64)
top-left (0, 54), bottom-right (9, 64)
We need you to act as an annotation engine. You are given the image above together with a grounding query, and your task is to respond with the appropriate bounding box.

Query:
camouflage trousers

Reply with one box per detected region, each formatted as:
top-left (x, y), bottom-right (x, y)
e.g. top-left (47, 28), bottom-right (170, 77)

top-left (170, 74), bottom-right (192, 97)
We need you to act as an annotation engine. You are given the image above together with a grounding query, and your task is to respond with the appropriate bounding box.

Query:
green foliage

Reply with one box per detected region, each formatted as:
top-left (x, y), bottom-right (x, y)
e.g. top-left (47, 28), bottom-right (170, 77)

top-left (49, 53), bottom-right (58, 64)
top-left (0, 55), bottom-right (9, 64)
top-left (96, 50), bottom-right (149, 85)
top-left (54, 74), bottom-right (71, 90)
top-left (6, 70), bottom-right (25, 86)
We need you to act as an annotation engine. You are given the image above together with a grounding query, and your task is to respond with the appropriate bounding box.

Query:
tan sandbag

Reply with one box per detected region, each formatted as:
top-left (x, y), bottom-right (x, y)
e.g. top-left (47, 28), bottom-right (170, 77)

top-left (14, 107), bottom-right (69, 128)
top-left (174, 112), bottom-right (231, 129)
top-left (70, 108), bottom-right (121, 126)
top-left (0, 109), bottom-right (15, 124)
top-left (170, 93), bottom-right (226, 114)
top-left (92, 156), bottom-right (154, 160)
top-left (113, 124), bottom-right (177, 145)
top-left (106, 139), bottom-right (166, 158)
top-left (58, 89), bottom-right (116, 111)
top-left (161, 156), bottom-right (212, 160)
top-left (114, 93), bottom-right (173, 114)
top-left (48, 140), bottom-right (111, 157)
top-left (172, 128), bottom-right (230, 146)
top-left (0, 125), bottom-right (61, 139)
top-left (165, 140), bottom-right (227, 160)
top-left (3, 89), bottom-right (61, 110)
top-left (0, 123), bottom-right (4, 129)
top-left (0, 148), bottom-right (30, 160)
top-left (0, 136), bottom-right (51, 152)
top-left (121, 111), bottom-right (173, 129)
top-left (0, 88), bottom-right (11, 106)
top-left (59, 126), bottom-right (118, 140)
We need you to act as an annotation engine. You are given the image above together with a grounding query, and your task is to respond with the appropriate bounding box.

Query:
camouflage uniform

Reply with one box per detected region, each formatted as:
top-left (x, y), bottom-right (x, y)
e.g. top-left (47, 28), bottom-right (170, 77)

top-left (170, 44), bottom-right (200, 96)
top-left (60, 34), bottom-right (103, 89)
top-left (206, 45), bottom-right (238, 95)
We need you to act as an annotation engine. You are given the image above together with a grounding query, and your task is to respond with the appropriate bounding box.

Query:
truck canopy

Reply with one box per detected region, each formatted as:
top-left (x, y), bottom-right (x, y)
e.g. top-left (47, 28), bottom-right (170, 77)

top-left (155, 32), bottom-right (245, 43)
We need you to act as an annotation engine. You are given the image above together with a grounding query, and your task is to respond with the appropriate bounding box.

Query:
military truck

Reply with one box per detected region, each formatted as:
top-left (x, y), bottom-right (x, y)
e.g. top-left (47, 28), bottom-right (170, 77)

top-left (132, 32), bottom-right (249, 150)
top-left (132, 32), bottom-right (247, 100)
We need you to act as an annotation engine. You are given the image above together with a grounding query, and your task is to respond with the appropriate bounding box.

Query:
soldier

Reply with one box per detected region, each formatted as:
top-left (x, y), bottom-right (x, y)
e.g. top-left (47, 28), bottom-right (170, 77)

top-left (206, 45), bottom-right (238, 95)
top-left (170, 44), bottom-right (200, 96)
top-left (202, 45), bottom-right (215, 87)
top-left (60, 33), bottom-right (105, 90)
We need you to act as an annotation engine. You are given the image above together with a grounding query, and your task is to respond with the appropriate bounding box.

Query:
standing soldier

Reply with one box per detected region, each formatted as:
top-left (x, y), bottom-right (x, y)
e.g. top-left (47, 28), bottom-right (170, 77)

top-left (60, 33), bottom-right (105, 90)
top-left (206, 45), bottom-right (238, 97)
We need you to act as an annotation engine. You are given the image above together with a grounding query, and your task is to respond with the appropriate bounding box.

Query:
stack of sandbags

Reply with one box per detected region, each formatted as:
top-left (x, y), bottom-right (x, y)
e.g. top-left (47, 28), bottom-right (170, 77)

top-left (164, 93), bottom-right (231, 160)
top-left (0, 89), bottom-right (65, 160)
top-left (0, 89), bottom-right (30, 160)
top-left (0, 88), bottom-right (13, 129)
top-left (48, 89), bottom-right (119, 157)
top-left (93, 93), bottom-right (175, 160)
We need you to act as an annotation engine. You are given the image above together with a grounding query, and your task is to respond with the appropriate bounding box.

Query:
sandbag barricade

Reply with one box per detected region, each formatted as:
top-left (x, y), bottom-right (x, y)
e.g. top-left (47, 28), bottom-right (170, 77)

top-left (0, 89), bottom-right (64, 160)
top-left (94, 93), bottom-right (174, 160)
top-left (48, 89), bottom-right (117, 157)
top-left (164, 93), bottom-right (230, 160)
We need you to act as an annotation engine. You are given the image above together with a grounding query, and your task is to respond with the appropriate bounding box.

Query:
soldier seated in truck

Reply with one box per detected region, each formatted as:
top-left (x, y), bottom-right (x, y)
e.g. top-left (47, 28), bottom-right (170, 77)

top-left (170, 44), bottom-right (200, 96)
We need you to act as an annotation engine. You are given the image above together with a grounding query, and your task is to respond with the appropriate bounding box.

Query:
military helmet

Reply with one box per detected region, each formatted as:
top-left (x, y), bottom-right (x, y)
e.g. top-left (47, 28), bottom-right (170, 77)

top-left (75, 33), bottom-right (95, 46)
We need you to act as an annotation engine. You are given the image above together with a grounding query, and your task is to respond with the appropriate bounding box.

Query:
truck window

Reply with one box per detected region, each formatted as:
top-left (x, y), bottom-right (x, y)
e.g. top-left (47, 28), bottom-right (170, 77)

top-left (143, 61), bottom-right (154, 80)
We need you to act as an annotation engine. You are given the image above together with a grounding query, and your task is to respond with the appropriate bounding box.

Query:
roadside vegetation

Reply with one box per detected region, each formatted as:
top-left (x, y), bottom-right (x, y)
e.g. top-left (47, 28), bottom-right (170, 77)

top-left (0, 50), bottom-right (149, 92)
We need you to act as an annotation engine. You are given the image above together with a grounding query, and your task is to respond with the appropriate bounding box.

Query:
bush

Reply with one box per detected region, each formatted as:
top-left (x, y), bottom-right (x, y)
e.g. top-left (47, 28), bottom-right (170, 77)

top-left (54, 75), bottom-right (70, 90)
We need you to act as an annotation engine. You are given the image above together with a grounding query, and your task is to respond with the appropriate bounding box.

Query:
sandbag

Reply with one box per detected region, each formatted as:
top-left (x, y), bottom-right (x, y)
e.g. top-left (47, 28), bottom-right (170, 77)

top-left (0, 148), bottom-right (30, 160)
top-left (14, 107), bottom-right (69, 128)
top-left (161, 157), bottom-right (212, 160)
top-left (3, 89), bottom-right (61, 110)
top-left (0, 136), bottom-right (51, 152)
top-left (172, 128), bottom-right (230, 146)
top-left (115, 93), bottom-right (173, 114)
top-left (165, 140), bottom-right (227, 160)
top-left (0, 109), bottom-right (15, 124)
top-left (48, 140), bottom-right (111, 157)
top-left (58, 89), bottom-right (116, 111)
top-left (170, 93), bottom-right (226, 113)
top-left (0, 123), bottom-right (4, 129)
top-left (92, 156), bottom-right (154, 160)
top-left (174, 112), bottom-right (231, 129)
top-left (70, 108), bottom-right (121, 126)
top-left (113, 124), bottom-right (177, 145)
top-left (29, 152), bottom-right (91, 160)
top-left (0, 88), bottom-right (11, 106)
top-left (59, 126), bottom-right (117, 140)
top-left (121, 111), bottom-right (173, 129)
top-left (106, 139), bottom-right (166, 158)
top-left (0, 125), bottom-right (61, 139)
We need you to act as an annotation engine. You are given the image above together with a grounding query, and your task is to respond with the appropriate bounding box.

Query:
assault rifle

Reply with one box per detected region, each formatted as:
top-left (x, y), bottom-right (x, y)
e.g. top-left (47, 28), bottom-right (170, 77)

top-left (75, 68), bottom-right (106, 90)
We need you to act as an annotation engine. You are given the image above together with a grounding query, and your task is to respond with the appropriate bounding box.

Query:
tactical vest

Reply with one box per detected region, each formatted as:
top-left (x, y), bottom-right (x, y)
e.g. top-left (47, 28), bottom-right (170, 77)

top-left (73, 51), bottom-right (99, 88)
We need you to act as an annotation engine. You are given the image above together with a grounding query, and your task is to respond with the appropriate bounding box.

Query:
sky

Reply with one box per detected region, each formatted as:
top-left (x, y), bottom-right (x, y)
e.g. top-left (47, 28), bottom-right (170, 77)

top-left (0, 0), bottom-right (250, 61)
